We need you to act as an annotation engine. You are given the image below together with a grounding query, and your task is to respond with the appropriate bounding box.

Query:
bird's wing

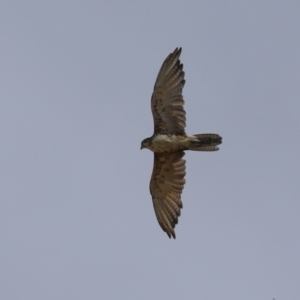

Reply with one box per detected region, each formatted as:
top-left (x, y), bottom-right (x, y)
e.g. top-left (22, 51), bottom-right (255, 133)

top-left (150, 151), bottom-right (186, 239)
top-left (151, 48), bottom-right (186, 135)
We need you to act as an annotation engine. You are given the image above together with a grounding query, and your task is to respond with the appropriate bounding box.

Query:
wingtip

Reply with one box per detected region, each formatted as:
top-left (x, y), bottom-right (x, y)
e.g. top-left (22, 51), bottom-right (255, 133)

top-left (173, 47), bottom-right (182, 56)
top-left (165, 228), bottom-right (176, 239)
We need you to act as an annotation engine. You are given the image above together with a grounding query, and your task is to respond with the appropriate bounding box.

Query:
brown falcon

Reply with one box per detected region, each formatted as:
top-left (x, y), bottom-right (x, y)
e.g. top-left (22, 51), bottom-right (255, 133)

top-left (141, 48), bottom-right (222, 239)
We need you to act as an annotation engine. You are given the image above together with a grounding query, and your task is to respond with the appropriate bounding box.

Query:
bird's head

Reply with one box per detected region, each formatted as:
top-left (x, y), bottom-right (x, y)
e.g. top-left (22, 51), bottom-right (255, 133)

top-left (141, 138), bottom-right (151, 150)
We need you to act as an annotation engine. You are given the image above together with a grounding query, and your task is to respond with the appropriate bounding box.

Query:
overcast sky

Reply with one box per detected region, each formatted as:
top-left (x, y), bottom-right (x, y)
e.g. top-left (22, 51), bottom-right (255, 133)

top-left (1, 1), bottom-right (300, 299)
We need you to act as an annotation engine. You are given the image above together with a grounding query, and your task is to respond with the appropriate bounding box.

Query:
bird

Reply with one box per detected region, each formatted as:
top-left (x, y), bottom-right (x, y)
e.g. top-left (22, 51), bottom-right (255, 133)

top-left (141, 48), bottom-right (222, 239)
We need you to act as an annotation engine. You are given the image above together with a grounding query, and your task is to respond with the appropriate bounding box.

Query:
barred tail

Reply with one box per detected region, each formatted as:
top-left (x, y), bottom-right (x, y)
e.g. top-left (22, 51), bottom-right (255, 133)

top-left (189, 134), bottom-right (222, 151)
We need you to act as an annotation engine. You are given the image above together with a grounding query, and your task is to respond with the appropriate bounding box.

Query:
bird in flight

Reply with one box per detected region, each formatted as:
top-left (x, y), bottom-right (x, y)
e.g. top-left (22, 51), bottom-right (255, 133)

top-left (141, 48), bottom-right (222, 239)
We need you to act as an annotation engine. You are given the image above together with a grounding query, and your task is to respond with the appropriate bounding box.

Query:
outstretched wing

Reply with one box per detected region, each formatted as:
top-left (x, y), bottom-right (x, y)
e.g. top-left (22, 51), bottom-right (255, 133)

top-left (150, 151), bottom-right (186, 239)
top-left (151, 48), bottom-right (186, 135)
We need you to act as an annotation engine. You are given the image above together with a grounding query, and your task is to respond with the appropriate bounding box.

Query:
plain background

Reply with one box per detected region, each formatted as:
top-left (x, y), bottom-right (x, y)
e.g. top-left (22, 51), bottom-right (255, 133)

top-left (1, 1), bottom-right (300, 299)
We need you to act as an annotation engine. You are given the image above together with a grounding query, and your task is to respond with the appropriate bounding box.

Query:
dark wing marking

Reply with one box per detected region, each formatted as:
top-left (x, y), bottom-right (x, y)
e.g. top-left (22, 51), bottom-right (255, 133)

top-left (151, 48), bottom-right (186, 135)
top-left (150, 151), bottom-right (186, 239)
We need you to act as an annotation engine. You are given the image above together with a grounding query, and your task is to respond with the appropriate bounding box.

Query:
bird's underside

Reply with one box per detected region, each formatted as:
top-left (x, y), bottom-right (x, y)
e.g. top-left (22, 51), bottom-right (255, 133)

top-left (146, 133), bottom-right (222, 153)
top-left (141, 47), bottom-right (222, 239)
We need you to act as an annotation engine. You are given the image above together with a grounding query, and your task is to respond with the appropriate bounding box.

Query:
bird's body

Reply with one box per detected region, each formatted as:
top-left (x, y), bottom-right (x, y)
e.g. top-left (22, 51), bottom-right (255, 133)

top-left (142, 134), bottom-right (191, 152)
top-left (142, 134), bottom-right (221, 153)
top-left (141, 48), bottom-right (222, 239)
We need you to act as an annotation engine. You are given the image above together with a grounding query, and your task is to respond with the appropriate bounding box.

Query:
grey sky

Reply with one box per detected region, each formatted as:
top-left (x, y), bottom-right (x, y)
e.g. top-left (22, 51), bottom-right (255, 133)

top-left (1, 1), bottom-right (300, 299)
